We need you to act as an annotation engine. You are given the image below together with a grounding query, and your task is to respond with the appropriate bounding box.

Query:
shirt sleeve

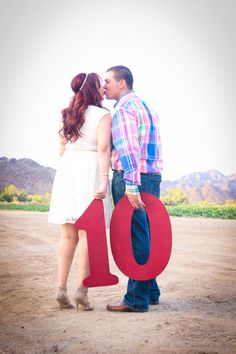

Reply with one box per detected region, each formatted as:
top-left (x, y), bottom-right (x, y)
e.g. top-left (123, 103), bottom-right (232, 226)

top-left (112, 108), bottom-right (141, 187)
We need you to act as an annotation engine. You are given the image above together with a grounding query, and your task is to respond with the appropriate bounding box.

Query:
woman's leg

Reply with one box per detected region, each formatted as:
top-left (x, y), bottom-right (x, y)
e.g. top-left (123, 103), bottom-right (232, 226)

top-left (77, 230), bottom-right (90, 287)
top-left (58, 223), bottom-right (78, 288)
top-left (75, 230), bottom-right (93, 311)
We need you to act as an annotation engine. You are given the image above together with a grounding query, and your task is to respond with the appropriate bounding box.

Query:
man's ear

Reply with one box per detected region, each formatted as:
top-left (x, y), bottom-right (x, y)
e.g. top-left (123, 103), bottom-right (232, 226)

top-left (119, 79), bottom-right (126, 89)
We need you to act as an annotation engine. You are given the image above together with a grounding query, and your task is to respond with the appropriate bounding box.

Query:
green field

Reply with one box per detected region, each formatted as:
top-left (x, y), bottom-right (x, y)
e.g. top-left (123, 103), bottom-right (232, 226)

top-left (0, 202), bottom-right (236, 219)
top-left (166, 204), bottom-right (236, 219)
top-left (0, 203), bottom-right (49, 212)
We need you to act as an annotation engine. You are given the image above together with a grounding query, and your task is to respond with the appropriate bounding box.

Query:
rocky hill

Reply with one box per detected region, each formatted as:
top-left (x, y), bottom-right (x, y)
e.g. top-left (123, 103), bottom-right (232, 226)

top-left (162, 169), bottom-right (236, 203)
top-left (0, 157), bottom-right (56, 195)
top-left (0, 157), bottom-right (235, 203)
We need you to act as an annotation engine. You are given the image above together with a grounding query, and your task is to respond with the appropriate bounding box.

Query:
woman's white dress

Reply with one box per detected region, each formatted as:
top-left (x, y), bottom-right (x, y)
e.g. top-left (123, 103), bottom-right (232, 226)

top-left (48, 105), bottom-right (112, 225)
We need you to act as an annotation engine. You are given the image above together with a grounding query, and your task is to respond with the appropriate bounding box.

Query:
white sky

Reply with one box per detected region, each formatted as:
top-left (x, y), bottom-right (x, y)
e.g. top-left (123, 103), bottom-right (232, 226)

top-left (0, 0), bottom-right (235, 180)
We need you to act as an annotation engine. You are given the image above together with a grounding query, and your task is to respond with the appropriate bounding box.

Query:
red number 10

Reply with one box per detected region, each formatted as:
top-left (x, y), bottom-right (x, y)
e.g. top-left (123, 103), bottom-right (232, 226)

top-left (75, 192), bottom-right (172, 287)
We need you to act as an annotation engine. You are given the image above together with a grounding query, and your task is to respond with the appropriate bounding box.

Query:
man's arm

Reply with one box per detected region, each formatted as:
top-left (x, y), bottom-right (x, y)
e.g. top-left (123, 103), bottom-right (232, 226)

top-left (112, 109), bottom-right (145, 208)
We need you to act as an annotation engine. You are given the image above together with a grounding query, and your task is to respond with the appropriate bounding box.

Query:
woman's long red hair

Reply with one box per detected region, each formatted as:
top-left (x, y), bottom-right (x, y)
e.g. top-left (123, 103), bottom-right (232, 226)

top-left (60, 73), bottom-right (103, 142)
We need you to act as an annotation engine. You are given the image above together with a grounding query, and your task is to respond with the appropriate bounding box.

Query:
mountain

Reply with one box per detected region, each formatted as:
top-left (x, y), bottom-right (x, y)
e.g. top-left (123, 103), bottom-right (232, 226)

top-left (162, 169), bottom-right (236, 203)
top-left (0, 157), bottom-right (56, 195)
top-left (0, 157), bottom-right (235, 203)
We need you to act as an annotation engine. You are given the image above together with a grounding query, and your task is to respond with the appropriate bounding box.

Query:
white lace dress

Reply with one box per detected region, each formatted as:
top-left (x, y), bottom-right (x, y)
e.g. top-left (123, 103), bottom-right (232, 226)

top-left (48, 105), bottom-right (112, 226)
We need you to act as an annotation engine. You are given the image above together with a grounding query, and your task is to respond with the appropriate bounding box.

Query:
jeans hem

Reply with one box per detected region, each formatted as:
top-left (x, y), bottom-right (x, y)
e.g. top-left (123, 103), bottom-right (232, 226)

top-left (149, 297), bottom-right (160, 304)
top-left (123, 299), bottom-right (149, 313)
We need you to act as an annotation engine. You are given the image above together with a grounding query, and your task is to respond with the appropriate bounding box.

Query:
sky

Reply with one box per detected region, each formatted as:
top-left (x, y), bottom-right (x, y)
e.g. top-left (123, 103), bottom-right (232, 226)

top-left (0, 0), bottom-right (235, 180)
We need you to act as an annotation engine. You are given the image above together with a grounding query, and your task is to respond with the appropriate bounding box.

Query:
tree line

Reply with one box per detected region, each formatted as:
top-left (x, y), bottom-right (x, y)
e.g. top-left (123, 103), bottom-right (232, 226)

top-left (0, 184), bottom-right (187, 205)
top-left (1, 184), bottom-right (235, 206)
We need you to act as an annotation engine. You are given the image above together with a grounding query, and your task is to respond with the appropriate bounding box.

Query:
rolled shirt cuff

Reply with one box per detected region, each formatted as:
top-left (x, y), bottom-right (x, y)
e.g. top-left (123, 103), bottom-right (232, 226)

top-left (125, 184), bottom-right (139, 195)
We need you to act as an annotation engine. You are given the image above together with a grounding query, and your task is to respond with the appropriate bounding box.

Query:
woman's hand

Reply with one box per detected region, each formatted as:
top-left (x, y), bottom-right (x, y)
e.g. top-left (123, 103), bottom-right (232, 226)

top-left (94, 182), bottom-right (108, 199)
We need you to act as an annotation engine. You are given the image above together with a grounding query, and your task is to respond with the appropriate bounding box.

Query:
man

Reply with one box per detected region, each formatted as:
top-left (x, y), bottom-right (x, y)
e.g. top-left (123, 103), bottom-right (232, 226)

top-left (104, 65), bottom-right (163, 312)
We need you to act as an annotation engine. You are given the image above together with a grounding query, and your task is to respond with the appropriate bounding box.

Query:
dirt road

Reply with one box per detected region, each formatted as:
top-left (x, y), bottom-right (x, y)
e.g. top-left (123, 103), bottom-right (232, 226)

top-left (0, 211), bottom-right (235, 354)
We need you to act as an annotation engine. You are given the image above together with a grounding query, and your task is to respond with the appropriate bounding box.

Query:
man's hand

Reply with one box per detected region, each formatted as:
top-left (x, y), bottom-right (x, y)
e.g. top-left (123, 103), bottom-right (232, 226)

top-left (126, 192), bottom-right (145, 209)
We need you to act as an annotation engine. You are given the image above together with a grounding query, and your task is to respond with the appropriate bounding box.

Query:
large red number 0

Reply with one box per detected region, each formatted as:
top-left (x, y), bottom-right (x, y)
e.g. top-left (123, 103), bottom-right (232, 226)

top-left (110, 192), bottom-right (172, 280)
top-left (74, 199), bottom-right (119, 287)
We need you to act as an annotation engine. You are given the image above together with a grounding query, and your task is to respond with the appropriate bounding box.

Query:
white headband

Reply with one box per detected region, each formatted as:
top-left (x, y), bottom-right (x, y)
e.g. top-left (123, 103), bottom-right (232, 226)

top-left (79, 74), bottom-right (88, 91)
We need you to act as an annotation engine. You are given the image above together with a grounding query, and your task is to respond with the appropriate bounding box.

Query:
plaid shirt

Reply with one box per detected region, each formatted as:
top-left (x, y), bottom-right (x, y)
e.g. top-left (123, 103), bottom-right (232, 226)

top-left (111, 91), bottom-right (163, 193)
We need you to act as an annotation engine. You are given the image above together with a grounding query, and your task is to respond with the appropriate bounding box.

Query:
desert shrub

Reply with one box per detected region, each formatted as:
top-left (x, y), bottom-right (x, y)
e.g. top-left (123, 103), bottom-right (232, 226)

top-left (0, 184), bottom-right (19, 202)
top-left (27, 192), bottom-right (51, 204)
top-left (17, 191), bottom-right (28, 202)
top-left (225, 199), bottom-right (236, 207)
top-left (161, 187), bottom-right (188, 205)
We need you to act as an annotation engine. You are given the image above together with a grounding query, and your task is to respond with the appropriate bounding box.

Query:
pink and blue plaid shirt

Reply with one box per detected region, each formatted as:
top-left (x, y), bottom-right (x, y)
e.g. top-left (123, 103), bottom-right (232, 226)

top-left (111, 91), bottom-right (163, 193)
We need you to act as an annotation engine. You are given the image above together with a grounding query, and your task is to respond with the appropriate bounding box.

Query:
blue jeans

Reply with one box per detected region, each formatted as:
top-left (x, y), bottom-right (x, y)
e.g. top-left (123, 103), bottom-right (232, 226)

top-left (112, 171), bottom-right (162, 312)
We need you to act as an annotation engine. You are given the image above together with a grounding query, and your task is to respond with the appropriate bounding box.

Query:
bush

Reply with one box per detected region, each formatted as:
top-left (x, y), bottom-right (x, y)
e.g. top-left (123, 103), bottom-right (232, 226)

top-left (17, 191), bottom-right (28, 202)
top-left (0, 184), bottom-right (19, 202)
top-left (225, 199), bottom-right (236, 207)
top-left (27, 193), bottom-right (51, 204)
top-left (161, 187), bottom-right (188, 205)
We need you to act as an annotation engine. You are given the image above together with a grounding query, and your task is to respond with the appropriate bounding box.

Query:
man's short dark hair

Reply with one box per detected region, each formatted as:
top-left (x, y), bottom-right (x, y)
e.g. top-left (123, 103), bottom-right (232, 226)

top-left (106, 65), bottom-right (133, 90)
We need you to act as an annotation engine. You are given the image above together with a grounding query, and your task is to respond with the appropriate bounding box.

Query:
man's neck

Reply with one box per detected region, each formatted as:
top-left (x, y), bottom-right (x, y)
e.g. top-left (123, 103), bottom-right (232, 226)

top-left (117, 89), bottom-right (131, 100)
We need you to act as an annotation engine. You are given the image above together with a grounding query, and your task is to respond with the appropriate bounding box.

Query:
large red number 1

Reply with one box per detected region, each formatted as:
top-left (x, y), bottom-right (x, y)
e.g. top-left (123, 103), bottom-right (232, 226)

top-left (74, 199), bottom-right (119, 287)
top-left (74, 193), bottom-right (172, 287)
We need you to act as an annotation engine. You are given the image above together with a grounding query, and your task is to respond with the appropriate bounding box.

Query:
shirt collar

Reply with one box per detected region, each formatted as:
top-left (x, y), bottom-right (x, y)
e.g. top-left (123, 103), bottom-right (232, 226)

top-left (114, 90), bottom-right (134, 108)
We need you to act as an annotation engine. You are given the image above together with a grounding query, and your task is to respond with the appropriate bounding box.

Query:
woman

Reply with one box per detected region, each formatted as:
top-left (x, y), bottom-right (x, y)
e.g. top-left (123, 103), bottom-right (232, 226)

top-left (48, 73), bottom-right (112, 311)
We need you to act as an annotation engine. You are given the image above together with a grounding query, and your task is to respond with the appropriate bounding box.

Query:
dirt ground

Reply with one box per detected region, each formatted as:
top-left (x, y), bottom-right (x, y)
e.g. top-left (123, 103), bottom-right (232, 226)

top-left (0, 211), bottom-right (235, 354)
